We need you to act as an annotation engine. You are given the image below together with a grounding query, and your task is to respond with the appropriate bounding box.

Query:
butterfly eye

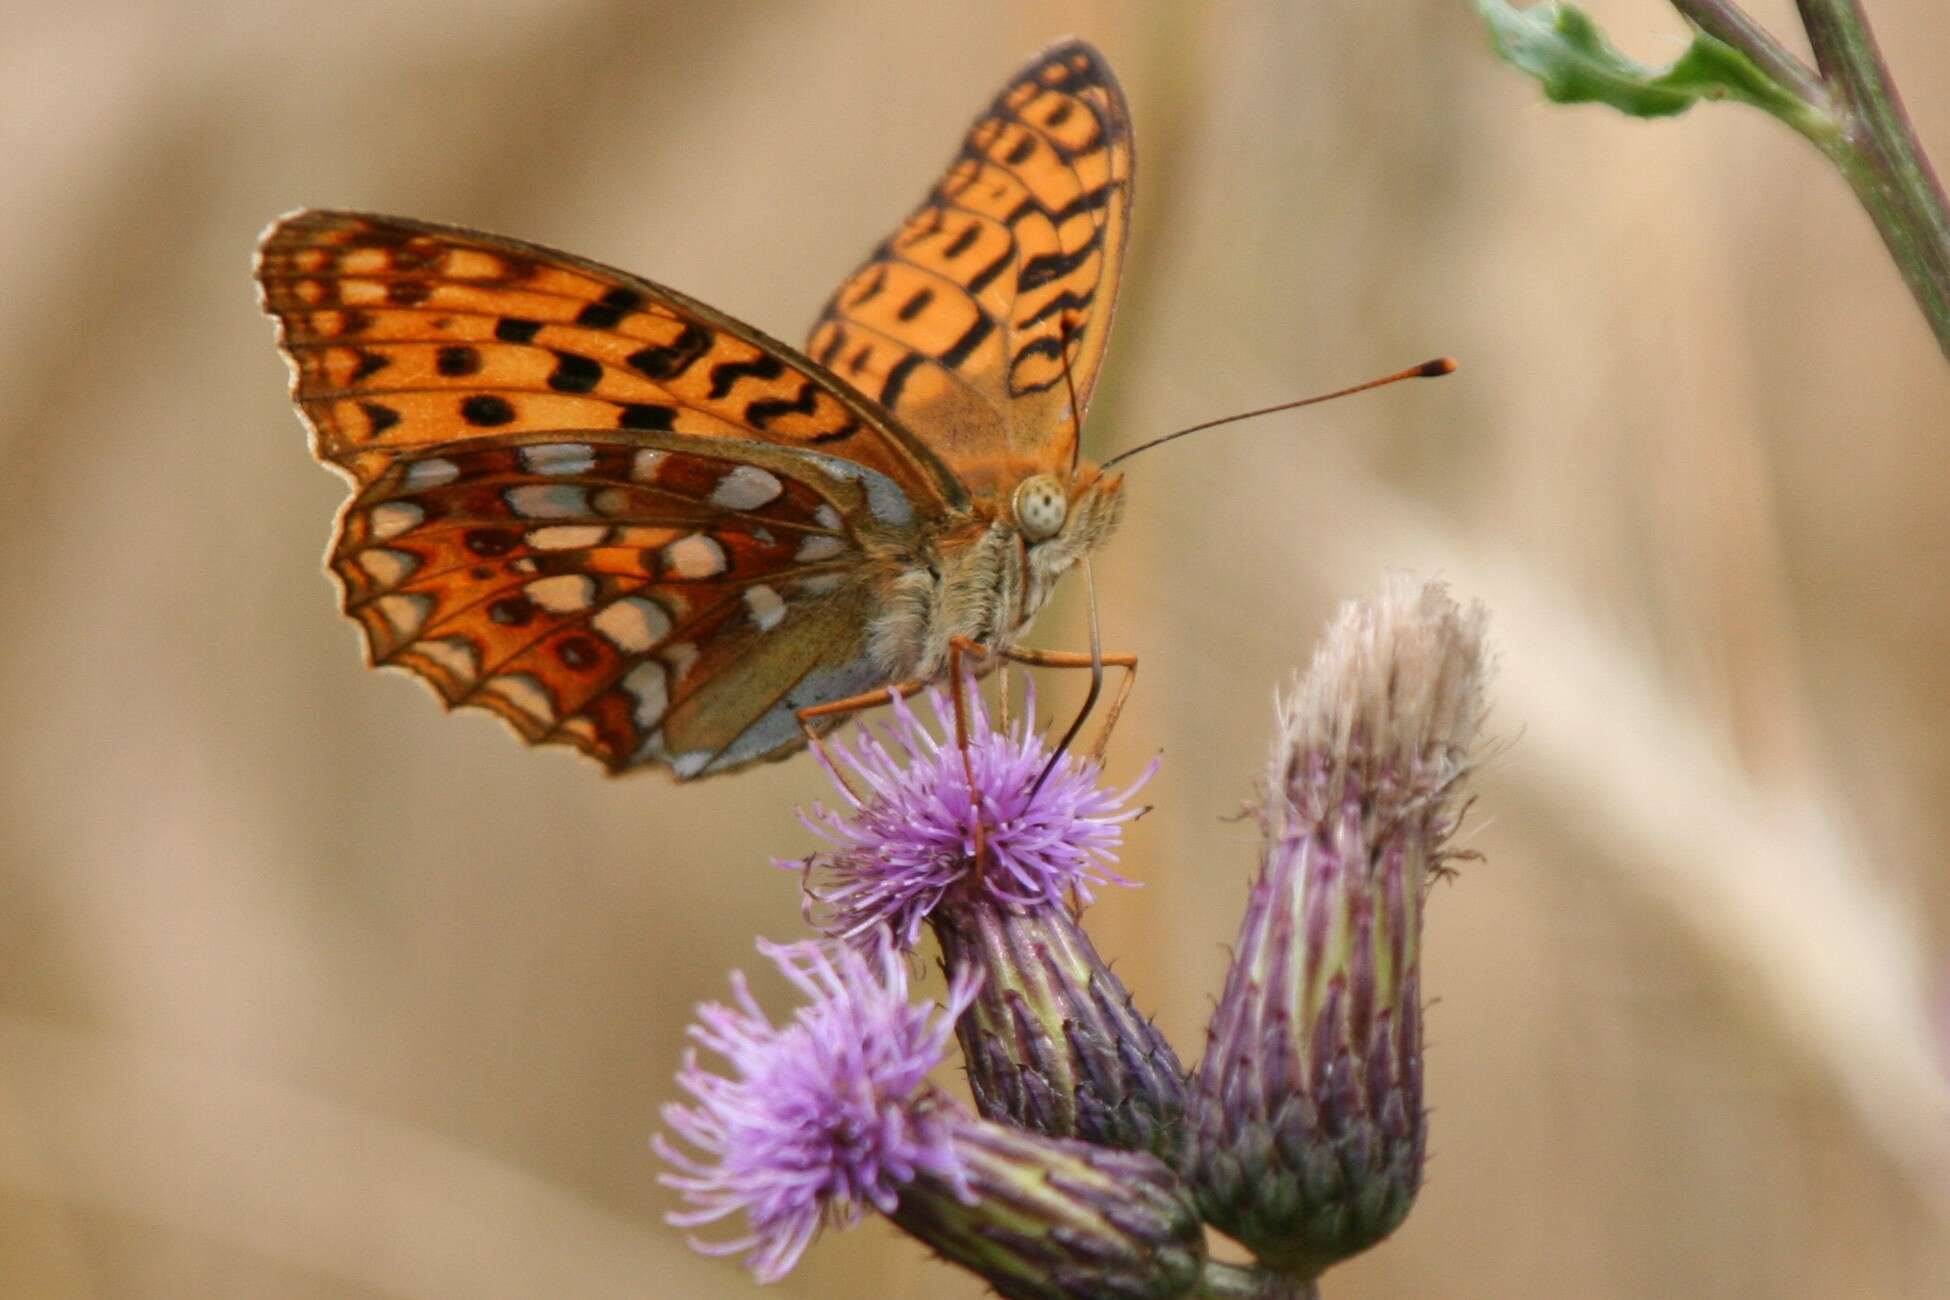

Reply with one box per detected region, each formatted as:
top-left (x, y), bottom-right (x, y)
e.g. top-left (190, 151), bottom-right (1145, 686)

top-left (1012, 474), bottom-right (1068, 543)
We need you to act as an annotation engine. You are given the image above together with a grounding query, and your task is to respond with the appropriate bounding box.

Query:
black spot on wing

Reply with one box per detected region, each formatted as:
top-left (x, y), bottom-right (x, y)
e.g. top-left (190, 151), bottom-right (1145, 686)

top-left (359, 401), bottom-right (400, 435)
top-left (1021, 288), bottom-right (1096, 330)
top-left (436, 345), bottom-right (481, 376)
top-left (546, 350), bottom-right (602, 394)
top-left (966, 244), bottom-right (1012, 297)
top-left (708, 354), bottom-right (786, 401)
top-left (743, 380), bottom-right (817, 430)
top-left (461, 394), bottom-right (515, 427)
top-left (812, 324), bottom-right (846, 368)
top-left (625, 323), bottom-right (711, 381)
top-left (877, 354), bottom-right (923, 412)
top-left (896, 288), bottom-right (935, 322)
top-left (1050, 184), bottom-right (1115, 225)
top-left (941, 223), bottom-right (981, 260)
top-left (1017, 228), bottom-right (1104, 291)
top-left (617, 403), bottom-right (676, 431)
top-left (495, 317), bottom-right (542, 344)
top-left (937, 314), bottom-right (994, 370)
top-left (489, 596), bottom-right (536, 626)
top-left (810, 418), bottom-right (860, 446)
top-left (558, 635), bottom-right (600, 669)
top-left (575, 286), bottom-right (643, 329)
top-left (466, 528), bottom-right (519, 557)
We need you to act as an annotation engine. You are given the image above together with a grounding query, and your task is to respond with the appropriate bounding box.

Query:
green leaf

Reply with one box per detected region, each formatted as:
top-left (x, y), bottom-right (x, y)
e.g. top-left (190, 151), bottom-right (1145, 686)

top-left (1473, 0), bottom-right (1832, 137)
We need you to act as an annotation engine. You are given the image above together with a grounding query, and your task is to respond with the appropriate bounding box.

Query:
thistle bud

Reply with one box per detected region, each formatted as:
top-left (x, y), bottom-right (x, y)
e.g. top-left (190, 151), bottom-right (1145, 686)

top-left (891, 1121), bottom-right (1206, 1300)
top-left (934, 893), bottom-right (1186, 1160)
top-left (1185, 577), bottom-right (1491, 1278)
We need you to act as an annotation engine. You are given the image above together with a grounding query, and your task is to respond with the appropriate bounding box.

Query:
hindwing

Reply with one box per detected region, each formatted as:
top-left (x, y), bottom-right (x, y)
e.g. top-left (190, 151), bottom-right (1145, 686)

top-left (329, 433), bottom-right (891, 776)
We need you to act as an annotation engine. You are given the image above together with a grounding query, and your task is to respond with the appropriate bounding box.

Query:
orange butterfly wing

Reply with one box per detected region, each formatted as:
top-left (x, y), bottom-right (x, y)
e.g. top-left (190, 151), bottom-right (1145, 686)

top-left (806, 39), bottom-right (1134, 477)
top-left (257, 211), bottom-right (953, 777)
top-left (258, 210), bottom-right (967, 508)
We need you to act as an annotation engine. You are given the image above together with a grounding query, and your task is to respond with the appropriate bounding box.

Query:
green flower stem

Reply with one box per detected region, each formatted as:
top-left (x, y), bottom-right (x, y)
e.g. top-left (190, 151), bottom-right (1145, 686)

top-left (1669, 0), bottom-right (1827, 107)
top-left (1792, 0), bottom-right (1950, 356)
top-left (1193, 1261), bottom-right (1320, 1299)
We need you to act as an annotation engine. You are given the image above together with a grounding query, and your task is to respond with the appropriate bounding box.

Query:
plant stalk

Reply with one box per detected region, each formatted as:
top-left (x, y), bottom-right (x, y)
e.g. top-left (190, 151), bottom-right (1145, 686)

top-left (1790, 0), bottom-right (1950, 356)
top-left (1194, 1260), bottom-right (1321, 1300)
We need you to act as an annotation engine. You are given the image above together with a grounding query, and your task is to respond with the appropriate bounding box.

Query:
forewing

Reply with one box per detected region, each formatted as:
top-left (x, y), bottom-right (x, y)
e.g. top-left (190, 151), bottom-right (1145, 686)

top-left (256, 209), bottom-right (967, 510)
top-left (331, 433), bottom-right (888, 777)
top-left (806, 39), bottom-right (1134, 472)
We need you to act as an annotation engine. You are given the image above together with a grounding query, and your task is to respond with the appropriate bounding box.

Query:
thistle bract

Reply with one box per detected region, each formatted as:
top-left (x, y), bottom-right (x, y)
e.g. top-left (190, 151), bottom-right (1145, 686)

top-left (937, 894), bottom-right (1187, 1160)
top-left (891, 1121), bottom-right (1207, 1300)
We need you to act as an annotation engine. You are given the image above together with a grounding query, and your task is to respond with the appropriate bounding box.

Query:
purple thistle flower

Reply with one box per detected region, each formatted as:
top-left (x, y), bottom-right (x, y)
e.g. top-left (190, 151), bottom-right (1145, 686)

top-left (794, 680), bottom-right (1154, 948)
top-left (654, 935), bottom-right (978, 1283)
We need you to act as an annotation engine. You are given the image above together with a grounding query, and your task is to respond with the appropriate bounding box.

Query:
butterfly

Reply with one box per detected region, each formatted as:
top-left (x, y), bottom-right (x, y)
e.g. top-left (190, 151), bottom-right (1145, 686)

top-left (256, 39), bottom-right (1133, 780)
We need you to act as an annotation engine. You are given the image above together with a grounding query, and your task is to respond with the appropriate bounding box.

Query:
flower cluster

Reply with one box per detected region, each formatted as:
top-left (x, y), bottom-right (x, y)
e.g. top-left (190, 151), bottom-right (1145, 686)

top-left (656, 577), bottom-right (1493, 1297)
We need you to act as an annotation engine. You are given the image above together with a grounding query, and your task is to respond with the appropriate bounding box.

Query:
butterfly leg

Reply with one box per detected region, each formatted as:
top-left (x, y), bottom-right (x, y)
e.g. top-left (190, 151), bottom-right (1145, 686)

top-left (795, 678), bottom-right (934, 804)
top-left (953, 638), bottom-right (1140, 764)
top-left (793, 648), bottom-right (1005, 863)
top-left (792, 660), bottom-right (992, 856)
top-left (945, 638), bottom-right (996, 868)
top-left (947, 639), bottom-right (1138, 767)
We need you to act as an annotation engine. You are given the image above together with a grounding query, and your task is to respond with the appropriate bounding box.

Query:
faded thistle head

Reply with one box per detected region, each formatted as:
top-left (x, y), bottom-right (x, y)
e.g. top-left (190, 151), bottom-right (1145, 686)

top-left (1186, 575), bottom-right (1492, 1279)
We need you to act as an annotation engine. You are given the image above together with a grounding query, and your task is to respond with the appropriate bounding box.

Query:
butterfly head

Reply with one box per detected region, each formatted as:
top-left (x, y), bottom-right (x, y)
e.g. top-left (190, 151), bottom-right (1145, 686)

top-left (1003, 460), bottom-right (1122, 549)
top-left (1011, 462), bottom-right (1124, 606)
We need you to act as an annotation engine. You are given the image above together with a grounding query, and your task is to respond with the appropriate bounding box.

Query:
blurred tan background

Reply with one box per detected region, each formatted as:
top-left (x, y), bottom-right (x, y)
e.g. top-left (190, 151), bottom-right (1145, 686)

top-left (4, 1), bottom-right (1949, 1296)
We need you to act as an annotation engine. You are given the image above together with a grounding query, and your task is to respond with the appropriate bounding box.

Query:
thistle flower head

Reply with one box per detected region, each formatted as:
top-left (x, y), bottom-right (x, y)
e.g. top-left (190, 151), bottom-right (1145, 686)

top-left (655, 935), bottom-right (979, 1282)
top-left (796, 681), bottom-right (1153, 947)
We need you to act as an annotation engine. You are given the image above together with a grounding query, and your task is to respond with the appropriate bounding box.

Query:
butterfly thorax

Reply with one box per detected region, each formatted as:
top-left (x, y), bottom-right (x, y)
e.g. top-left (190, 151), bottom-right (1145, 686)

top-left (862, 464), bottom-right (1124, 681)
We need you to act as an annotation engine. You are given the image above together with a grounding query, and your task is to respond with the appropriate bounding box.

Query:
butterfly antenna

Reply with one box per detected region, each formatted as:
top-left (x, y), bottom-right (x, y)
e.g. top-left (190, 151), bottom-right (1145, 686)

top-left (1100, 357), bottom-right (1457, 470)
top-left (1060, 317), bottom-right (1086, 472)
top-left (1033, 556), bottom-right (1105, 798)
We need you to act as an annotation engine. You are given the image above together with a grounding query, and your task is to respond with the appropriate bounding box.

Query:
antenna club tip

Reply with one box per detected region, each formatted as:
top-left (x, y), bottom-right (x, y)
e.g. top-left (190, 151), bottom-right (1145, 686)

top-left (1419, 357), bottom-right (1459, 377)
